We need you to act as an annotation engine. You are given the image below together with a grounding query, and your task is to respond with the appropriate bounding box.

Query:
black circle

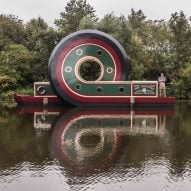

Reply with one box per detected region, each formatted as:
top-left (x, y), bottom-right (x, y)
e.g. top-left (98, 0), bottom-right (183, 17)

top-left (97, 87), bottom-right (103, 93)
top-left (119, 87), bottom-right (125, 93)
top-left (97, 50), bottom-right (103, 56)
top-left (75, 84), bottom-right (81, 90)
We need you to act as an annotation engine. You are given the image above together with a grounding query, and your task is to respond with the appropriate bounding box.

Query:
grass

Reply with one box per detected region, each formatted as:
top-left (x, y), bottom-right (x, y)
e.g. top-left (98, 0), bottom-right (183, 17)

top-left (0, 87), bottom-right (33, 109)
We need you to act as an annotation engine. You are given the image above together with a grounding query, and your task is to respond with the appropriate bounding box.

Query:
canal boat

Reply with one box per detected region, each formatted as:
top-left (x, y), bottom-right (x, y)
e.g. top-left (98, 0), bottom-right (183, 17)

top-left (14, 30), bottom-right (176, 108)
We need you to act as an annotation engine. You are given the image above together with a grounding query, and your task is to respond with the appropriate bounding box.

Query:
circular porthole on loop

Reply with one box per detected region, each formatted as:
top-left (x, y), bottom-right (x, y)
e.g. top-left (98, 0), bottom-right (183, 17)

top-left (75, 84), bottom-right (81, 90)
top-left (97, 50), bottom-right (103, 56)
top-left (96, 86), bottom-right (103, 93)
top-left (119, 86), bottom-right (125, 93)
top-left (65, 66), bottom-right (72, 73)
top-left (76, 56), bottom-right (104, 82)
top-left (76, 49), bottom-right (83, 56)
top-left (106, 67), bottom-right (113, 74)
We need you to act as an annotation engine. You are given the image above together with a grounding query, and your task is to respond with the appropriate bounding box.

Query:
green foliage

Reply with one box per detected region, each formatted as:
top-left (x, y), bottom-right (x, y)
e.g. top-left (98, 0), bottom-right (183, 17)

top-left (97, 12), bottom-right (120, 34)
top-left (79, 60), bottom-right (101, 81)
top-left (25, 17), bottom-right (59, 81)
top-left (79, 15), bottom-right (97, 29)
top-left (0, 14), bottom-right (26, 50)
top-left (0, 89), bottom-right (17, 109)
top-left (97, 14), bottom-right (131, 48)
top-left (169, 11), bottom-right (191, 71)
top-left (174, 64), bottom-right (191, 99)
top-left (0, 2), bottom-right (191, 99)
top-left (0, 44), bottom-right (34, 86)
top-left (16, 87), bottom-right (33, 96)
top-left (55, 0), bottom-right (98, 35)
top-left (0, 76), bottom-right (17, 92)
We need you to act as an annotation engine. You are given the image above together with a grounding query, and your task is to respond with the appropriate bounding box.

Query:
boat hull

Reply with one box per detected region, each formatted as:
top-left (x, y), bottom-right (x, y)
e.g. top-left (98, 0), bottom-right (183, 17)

top-left (14, 94), bottom-right (175, 108)
top-left (14, 94), bottom-right (69, 107)
top-left (134, 97), bottom-right (176, 108)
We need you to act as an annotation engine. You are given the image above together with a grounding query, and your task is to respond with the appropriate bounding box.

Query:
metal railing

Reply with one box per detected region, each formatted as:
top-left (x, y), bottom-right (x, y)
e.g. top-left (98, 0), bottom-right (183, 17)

top-left (162, 83), bottom-right (175, 97)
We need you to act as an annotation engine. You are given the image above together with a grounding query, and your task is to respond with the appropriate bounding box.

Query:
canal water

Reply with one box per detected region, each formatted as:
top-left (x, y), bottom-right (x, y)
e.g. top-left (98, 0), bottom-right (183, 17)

top-left (0, 101), bottom-right (191, 191)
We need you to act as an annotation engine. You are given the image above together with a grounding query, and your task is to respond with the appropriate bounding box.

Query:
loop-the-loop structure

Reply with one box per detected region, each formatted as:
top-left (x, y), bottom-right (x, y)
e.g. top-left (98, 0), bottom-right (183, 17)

top-left (49, 30), bottom-right (133, 106)
top-left (48, 29), bottom-right (175, 107)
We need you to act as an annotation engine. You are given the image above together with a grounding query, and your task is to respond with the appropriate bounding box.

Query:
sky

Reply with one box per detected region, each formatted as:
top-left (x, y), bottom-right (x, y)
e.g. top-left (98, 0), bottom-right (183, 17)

top-left (0, 0), bottom-right (191, 26)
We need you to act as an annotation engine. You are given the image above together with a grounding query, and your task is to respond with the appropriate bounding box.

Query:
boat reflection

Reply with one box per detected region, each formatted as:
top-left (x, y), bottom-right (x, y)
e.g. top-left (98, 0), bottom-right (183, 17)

top-left (15, 106), bottom-right (175, 175)
top-left (49, 107), bottom-right (175, 175)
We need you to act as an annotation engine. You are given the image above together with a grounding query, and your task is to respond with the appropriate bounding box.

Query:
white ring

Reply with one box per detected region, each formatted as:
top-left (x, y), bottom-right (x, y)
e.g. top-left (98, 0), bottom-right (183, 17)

top-left (106, 67), bottom-right (113, 74)
top-left (65, 66), bottom-right (72, 73)
top-left (76, 49), bottom-right (83, 56)
top-left (75, 56), bottom-right (104, 82)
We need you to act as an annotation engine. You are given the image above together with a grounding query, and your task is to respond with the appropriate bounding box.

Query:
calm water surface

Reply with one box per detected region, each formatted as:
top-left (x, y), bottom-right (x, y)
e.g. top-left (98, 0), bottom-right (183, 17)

top-left (0, 101), bottom-right (191, 191)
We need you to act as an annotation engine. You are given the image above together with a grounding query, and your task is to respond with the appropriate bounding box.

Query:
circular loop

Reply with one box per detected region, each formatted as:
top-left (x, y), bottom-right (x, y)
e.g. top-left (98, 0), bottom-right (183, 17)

top-left (75, 56), bottom-right (104, 82)
top-left (50, 108), bottom-right (121, 172)
top-left (37, 86), bottom-right (46, 95)
top-left (48, 29), bottom-right (130, 106)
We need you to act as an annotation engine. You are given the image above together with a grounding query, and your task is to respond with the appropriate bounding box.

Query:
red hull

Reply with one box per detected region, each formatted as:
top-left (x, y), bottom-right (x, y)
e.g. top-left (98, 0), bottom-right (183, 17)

top-left (14, 94), bottom-right (69, 106)
top-left (14, 94), bottom-right (175, 108)
top-left (134, 97), bottom-right (176, 108)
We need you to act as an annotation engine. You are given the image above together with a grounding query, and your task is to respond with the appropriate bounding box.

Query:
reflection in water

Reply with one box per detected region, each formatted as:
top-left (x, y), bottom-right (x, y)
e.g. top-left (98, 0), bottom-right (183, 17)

top-left (34, 111), bottom-right (59, 129)
top-left (2, 104), bottom-right (191, 191)
top-left (50, 108), bottom-right (174, 177)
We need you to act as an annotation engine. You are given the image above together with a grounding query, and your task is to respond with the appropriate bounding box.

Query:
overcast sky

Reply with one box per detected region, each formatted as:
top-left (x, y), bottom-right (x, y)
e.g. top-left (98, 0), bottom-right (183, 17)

top-left (1, 0), bottom-right (191, 26)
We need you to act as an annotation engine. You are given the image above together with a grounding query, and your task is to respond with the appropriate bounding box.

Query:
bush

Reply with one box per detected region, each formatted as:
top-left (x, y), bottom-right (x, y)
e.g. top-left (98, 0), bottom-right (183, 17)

top-left (0, 75), bottom-right (17, 92)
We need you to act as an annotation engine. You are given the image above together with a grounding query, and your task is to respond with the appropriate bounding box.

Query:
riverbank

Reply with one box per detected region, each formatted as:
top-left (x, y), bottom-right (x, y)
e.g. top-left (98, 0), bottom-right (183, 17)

top-left (0, 88), bottom-right (33, 108)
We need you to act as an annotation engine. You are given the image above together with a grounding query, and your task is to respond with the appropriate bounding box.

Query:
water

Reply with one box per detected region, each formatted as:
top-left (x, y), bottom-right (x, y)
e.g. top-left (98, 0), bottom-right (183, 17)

top-left (0, 101), bottom-right (191, 191)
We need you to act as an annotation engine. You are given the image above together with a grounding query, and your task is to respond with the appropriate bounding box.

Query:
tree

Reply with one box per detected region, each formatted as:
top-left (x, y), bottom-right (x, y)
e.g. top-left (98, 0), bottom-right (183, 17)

top-left (169, 11), bottom-right (191, 71)
top-left (0, 14), bottom-right (26, 50)
top-left (175, 63), bottom-right (191, 99)
top-left (97, 12), bottom-right (120, 35)
top-left (25, 17), bottom-right (59, 81)
top-left (54, 0), bottom-right (98, 36)
top-left (79, 15), bottom-right (97, 29)
top-left (127, 9), bottom-right (148, 79)
top-left (141, 20), bottom-right (173, 79)
top-left (25, 17), bottom-right (49, 51)
top-left (127, 10), bottom-right (174, 80)
top-left (0, 44), bottom-right (34, 88)
top-left (168, 11), bottom-right (191, 98)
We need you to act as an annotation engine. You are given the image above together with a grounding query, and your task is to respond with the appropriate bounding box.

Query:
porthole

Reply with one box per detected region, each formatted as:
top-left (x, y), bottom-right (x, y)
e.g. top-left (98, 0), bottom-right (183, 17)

top-left (106, 67), bottom-right (113, 74)
top-left (37, 86), bottom-right (46, 95)
top-left (76, 49), bottom-right (83, 56)
top-left (75, 84), bottom-right (81, 90)
top-left (96, 87), bottom-right (103, 93)
top-left (65, 66), bottom-right (72, 73)
top-left (97, 50), bottom-right (103, 56)
top-left (119, 87), bottom-right (125, 93)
